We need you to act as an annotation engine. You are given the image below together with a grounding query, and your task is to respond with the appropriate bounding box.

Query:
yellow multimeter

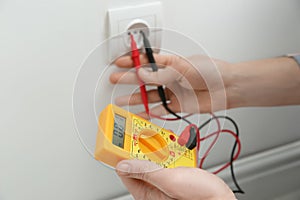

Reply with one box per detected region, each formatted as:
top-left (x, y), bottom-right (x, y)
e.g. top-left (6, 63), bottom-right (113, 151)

top-left (94, 104), bottom-right (197, 168)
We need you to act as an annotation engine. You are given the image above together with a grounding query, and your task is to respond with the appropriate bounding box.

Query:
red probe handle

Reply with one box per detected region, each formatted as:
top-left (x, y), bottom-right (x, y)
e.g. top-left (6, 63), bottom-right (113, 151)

top-left (130, 34), bottom-right (149, 114)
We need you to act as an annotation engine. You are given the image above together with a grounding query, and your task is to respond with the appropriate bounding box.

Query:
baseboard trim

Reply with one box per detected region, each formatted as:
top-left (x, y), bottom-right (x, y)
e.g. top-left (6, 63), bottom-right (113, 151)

top-left (213, 140), bottom-right (300, 183)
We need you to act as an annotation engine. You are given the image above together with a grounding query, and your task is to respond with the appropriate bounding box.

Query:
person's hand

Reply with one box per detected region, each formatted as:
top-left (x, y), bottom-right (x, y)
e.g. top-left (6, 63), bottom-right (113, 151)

top-left (110, 54), bottom-right (231, 118)
top-left (116, 160), bottom-right (236, 200)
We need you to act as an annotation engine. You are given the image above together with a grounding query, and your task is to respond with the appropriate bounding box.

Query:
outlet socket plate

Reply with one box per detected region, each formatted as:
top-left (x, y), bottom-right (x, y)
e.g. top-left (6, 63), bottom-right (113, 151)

top-left (107, 2), bottom-right (163, 60)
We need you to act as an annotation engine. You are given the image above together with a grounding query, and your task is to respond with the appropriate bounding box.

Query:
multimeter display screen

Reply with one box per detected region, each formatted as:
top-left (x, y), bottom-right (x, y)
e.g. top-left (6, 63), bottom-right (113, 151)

top-left (112, 114), bottom-right (126, 148)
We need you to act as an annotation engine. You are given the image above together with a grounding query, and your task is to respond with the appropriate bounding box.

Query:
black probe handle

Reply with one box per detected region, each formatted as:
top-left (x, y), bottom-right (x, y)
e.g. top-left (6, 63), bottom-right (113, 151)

top-left (141, 31), bottom-right (158, 72)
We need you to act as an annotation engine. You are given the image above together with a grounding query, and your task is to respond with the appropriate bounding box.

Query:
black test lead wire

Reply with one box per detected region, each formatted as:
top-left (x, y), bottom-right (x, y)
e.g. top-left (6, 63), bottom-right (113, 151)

top-left (140, 30), bottom-right (192, 125)
top-left (198, 116), bottom-right (244, 194)
top-left (217, 116), bottom-right (244, 194)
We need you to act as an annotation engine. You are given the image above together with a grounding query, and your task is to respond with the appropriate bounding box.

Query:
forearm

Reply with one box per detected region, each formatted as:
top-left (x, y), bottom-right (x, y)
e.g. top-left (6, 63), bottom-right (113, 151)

top-left (225, 57), bottom-right (300, 109)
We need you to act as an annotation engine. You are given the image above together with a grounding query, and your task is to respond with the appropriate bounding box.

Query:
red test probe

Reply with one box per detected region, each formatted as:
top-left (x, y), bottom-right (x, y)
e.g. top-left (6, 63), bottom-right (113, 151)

top-left (129, 33), bottom-right (150, 114)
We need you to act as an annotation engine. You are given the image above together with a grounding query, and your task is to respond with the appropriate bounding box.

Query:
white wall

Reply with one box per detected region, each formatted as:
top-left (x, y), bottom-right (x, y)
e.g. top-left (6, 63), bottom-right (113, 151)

top-left (0, 0), bottom-right (299, 199)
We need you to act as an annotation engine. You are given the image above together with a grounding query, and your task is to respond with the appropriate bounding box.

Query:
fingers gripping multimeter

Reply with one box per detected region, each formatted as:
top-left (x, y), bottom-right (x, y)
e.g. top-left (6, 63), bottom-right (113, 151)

top-left (94, 104), bottom-right (197, 168)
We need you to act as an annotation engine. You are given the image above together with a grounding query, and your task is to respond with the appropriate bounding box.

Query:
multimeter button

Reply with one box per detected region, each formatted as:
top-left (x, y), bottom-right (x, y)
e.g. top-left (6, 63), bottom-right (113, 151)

top-left (178, 126), bottom-right (191, 146)
top-left (169, 134), bottom-right (176, 142)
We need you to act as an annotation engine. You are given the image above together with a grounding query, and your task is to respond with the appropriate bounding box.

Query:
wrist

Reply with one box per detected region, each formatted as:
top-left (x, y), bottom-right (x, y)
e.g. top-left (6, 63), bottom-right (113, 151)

top-left (218, 62), bottom-right (240, 110)
top-left (224, 62), bottom-right (247, 110)
top-left (224, 57), bottom-right (300, 109)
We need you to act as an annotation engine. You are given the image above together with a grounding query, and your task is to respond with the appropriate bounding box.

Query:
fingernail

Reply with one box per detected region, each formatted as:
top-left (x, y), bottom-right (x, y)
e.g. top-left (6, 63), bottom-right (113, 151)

top-left (139, 68), bottom-right (150, 76)
top-left (115, 96), bottom-right (125, 106)
top-left (116, 162), bottom-right (131, 174)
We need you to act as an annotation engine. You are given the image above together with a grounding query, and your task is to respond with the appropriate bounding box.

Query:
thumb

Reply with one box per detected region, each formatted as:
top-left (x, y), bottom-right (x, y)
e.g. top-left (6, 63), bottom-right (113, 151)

top-left (116, 160), bottom-right (174, 200)
top-left (138, 67), bottom-right (182, 86)
top-left (116, 160), bottom-right (183, 193)
top-left (116, 160), bottom-right (163, 179)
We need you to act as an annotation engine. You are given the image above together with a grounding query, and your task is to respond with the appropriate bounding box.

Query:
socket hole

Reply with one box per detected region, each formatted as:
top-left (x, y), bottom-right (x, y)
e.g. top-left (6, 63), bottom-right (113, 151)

top-left (125, 19), bottom-right (150, 49)
top-left (127, 21), bottom-right (149, 38)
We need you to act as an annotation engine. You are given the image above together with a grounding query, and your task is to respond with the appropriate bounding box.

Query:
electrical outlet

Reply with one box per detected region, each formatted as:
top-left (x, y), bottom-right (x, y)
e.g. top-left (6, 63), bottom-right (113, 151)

top-left (107, 2), bottom-right (163, 60)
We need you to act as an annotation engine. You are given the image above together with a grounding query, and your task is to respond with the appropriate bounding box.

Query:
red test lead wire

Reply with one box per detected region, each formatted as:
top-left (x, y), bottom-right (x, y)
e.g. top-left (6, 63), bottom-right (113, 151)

top-left (130, 34), bottom-right (149, 114)
top-left (199, 129), bottom-right (241, 174)
top-left (198, 113), bottom-right (221, 168)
